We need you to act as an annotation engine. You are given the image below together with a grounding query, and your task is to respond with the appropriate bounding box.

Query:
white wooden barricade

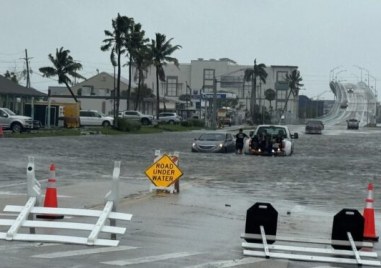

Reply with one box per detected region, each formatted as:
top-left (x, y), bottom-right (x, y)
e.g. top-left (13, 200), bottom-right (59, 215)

top-left (149, 150), bottom-right (180, 194)
top-left (241, 203), bottom-right (381, 267)
top-left (241, 232), bottom-right (381, 267)
top-left (0, 157), bottom-right (132, 247)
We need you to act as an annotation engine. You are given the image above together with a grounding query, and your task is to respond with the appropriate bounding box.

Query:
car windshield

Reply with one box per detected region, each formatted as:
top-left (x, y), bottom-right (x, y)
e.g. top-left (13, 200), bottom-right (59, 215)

top-left (307, 120), bottom-right (323, 125)
top-left (198, 133), bottom-right (225, 141)
top-left (307, 121), bottom-right (323, 127)
top-left (257, 127), bottom-right (286, 137)
top-left (3, 108), bottom-right (15, 115)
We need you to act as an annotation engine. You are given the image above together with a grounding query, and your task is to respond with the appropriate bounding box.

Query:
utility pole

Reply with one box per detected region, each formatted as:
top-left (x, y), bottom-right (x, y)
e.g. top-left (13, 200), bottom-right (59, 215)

top-left (185, 81), bottom-right (189, 111)
top-left (21, 49), bottom-right (32, 88)
top-left (212, 78), bottom-right (217, 130)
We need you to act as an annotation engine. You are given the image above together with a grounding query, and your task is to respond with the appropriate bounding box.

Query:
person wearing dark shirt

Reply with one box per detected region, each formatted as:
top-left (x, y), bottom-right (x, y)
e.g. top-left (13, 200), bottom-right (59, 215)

top-left (235, 128), bottom-right (248, 154)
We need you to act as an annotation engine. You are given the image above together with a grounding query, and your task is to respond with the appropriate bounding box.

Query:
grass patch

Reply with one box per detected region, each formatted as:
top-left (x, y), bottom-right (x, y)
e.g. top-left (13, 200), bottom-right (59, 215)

top-left (3, 123), bottom-right (205, 138)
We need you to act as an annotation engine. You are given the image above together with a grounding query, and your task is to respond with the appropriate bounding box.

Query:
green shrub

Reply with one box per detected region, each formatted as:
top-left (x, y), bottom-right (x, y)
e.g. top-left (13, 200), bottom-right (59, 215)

top-left (180, 121), bottom-right (190, 127)
top-left (116, 118), bottom-right (141, 132)
top-left (181, 119), bottom-right (205, 127)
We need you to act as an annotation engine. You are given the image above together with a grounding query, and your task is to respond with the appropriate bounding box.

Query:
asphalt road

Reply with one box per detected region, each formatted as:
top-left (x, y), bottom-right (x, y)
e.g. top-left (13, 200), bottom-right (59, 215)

top-left (0, 124), bottom-right (380, 267)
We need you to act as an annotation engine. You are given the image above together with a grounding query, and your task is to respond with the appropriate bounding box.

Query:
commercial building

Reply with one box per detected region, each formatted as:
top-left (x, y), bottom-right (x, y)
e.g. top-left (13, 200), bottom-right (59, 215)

top-left (48, 59), bottom-right (300, 124)
top-left (137, 58), bottom-right (299, 124)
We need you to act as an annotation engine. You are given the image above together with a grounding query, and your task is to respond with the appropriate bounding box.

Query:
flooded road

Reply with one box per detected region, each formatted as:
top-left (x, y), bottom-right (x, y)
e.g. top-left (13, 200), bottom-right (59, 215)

top-left (0, 125), bottom-right (380, 267)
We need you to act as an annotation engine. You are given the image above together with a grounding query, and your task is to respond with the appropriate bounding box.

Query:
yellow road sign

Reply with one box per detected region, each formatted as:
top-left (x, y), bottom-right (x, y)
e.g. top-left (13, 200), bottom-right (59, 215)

top-left (145, 154), bottom-right (183, 187)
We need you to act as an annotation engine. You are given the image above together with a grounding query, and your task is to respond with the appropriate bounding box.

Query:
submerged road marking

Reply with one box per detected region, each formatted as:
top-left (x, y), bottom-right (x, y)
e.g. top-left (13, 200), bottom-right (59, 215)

top-left (185, 257), bottom-right (265, 268)
top-left (0, 242), bottom-right (60, 251)
top-left (0, 179), bottom-right (47, 189)
top-left (32, 245), bottom-right (138, 258)
top-left (102, 252), bottom-right (200, 266)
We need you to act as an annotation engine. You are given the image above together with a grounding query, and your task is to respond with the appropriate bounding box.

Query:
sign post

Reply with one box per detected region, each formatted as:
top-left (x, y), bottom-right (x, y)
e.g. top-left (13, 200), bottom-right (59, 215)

top-left (145, 151), bottom-right (182, 193)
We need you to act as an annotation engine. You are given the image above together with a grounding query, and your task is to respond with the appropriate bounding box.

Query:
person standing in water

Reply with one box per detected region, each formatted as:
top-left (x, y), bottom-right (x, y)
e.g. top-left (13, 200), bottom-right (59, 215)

top-left (235, 128), bottom-right (248, 154)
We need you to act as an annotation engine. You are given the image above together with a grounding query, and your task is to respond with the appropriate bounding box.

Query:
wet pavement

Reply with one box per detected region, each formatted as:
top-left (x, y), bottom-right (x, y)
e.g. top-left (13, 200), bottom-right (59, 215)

top-left (0, 124), bottom-right (380, 267)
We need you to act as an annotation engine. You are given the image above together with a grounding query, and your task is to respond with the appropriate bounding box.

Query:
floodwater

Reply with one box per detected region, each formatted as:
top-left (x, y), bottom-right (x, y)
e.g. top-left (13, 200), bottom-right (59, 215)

top-left (0, 125), bottom-right (380, 267)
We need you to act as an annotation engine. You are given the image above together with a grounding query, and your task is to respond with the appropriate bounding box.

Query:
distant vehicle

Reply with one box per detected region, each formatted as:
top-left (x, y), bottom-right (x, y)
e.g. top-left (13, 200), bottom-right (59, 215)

top-left (217, 116), bottom-right (232, 128)
top-left (118, 110), bottom-right (154, 125)
top-left (217, 107), bottom-right (233, 127)
top-left (347, 119), bottom-right (359, 129)
top-left (0, 107), bottom-right (35, 133)
top-left (79, 110), bottom-right (113, 127)
top-left (305, 120), bottom-right (324, 134)
top-left (243, 125), bottom-right (298, 156)
top-left (158, 112), bottom-right (182, 124)
top-left (191, 132), bottom-right (235, 153)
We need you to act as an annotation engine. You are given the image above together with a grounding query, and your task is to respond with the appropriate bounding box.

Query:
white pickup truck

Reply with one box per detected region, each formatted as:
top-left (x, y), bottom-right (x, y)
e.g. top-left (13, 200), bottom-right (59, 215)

top-left (243, 125), bottom-right (299, 156)
top-left (0, 107), bottom-right (34, 132)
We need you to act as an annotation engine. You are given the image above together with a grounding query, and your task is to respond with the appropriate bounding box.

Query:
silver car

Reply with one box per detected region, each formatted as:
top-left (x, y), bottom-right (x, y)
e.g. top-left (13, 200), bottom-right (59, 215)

top-left (158, 112), bottom-right (182, 124)
top-left (118, 110), bottom-right (154, 125)
top-left (79, 110), bottom-right (113, 127)
top-left (192, 132), bottom-right (235, 153)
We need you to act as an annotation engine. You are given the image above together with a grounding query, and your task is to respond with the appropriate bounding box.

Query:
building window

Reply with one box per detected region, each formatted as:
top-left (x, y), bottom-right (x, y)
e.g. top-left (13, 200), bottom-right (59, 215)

top-left (81, 85), bottom-right (94, 96)
top-left (220, 75), bottom-right (243, 88)
top-left (166, 76), bottom-right (178, 96)
top-left (203, 69), bottom-right (215, 88)
top-left (276, 71), bottom-right (288, 82)
top-left (277, 89), bottom-right (287, 100)
top-left (204, 69), bottom-right (215, 79)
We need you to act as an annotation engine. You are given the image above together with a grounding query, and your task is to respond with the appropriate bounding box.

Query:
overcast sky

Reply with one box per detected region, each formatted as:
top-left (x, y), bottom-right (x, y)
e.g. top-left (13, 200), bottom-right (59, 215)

top-left (1, 0), bottom-right (380, 99)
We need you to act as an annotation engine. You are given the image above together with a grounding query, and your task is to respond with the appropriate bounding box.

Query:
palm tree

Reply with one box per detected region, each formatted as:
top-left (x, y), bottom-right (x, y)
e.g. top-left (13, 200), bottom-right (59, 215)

top-left (132, 45), bottom-right (151, 110)
top-left (4, 71), bottom-right (18, 84)
top-left (280, 69), bottom-right (304, 122)
top-left (149, 33), bottom-right (182, 119)
top-left (125, 20), bottom-right (148, 110)
top-left (101, 13), bottom-right (130, 125)
top-left (39, 47), bottom-right (85, 103)
top-left (265, 88), bottom-right (276, 123)
top-left (244, 59), bottom-right (267, 124)
top-left (264, 88), bottom-right (276, 109)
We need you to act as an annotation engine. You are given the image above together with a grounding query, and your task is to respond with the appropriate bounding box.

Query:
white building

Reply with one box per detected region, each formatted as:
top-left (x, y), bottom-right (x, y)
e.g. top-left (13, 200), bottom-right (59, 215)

top-left (138, 58), bottom-right (299, 123)
top-left (48, 59), bottom-right (300, 124)
top-left (48, 72), bottom-right (155, 116)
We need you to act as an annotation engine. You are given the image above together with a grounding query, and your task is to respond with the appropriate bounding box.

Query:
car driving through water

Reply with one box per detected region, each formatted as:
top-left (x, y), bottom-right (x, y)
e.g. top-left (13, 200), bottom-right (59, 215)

top-left (191, 132), bottom-right (235, 153)
top-left (243, 125), bottom-right (298, 156)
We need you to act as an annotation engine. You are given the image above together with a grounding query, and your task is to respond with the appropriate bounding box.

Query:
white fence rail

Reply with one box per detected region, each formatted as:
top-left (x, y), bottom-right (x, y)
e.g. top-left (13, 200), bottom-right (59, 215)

top-left (0, 157), bottom-right (132, 247)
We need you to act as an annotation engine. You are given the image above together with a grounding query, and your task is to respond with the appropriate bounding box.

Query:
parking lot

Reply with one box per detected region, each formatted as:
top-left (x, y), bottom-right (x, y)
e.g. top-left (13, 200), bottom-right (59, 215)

top-left (0, 124), bottom-right (380, 267)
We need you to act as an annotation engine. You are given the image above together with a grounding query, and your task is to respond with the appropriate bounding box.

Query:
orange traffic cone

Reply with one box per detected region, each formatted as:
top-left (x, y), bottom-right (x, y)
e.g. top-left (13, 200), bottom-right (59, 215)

top-left (363, 182), bottom-right (379, 241)
top-left (37, 164), bottom-right (64, 219)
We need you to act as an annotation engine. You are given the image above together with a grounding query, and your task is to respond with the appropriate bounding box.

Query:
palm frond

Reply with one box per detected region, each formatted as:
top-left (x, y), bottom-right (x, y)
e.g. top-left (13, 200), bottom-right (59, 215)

top-left (244, 69), bottom-right (254, 81)
top-left (39, 67), bottom-right (57, 77)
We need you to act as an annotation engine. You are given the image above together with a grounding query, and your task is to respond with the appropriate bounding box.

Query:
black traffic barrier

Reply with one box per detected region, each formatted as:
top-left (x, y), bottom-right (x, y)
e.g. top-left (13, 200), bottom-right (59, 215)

top-left (245, 202), bottom-right (278, 244)
top-left (331, 209), bottom-right (364, 250)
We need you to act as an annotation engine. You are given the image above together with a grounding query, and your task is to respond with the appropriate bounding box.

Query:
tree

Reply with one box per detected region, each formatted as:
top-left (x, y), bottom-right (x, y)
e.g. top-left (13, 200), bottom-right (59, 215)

top-left (101, 13), bottom-right (130, 125)
top-left (130, 84), bottom-right (154, 110)
top-left (265, 88), bottom-right (276, 123)
top-left (264, 88), bottom-right (276, 108)
top-left (4, 71), bottom-right (19, 84)
top-left (132, 46), bottom-right (152, 110)
top-left (244, 59), bottom-right (267, 123)
top-left (280, 69), bottom-right (304, 122)
top-left (125, 20), bottom-right (148, 110)
top-left (149, 33), bottom-right (182, 119)
top-left (39, 47), bottom-right (85, 103)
